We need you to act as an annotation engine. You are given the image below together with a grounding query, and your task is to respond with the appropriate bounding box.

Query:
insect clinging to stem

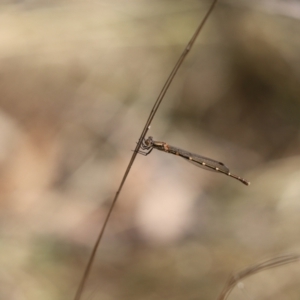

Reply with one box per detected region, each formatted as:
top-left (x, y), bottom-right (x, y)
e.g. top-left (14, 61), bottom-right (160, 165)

top-left (139, 136), bottom-right (250, 186)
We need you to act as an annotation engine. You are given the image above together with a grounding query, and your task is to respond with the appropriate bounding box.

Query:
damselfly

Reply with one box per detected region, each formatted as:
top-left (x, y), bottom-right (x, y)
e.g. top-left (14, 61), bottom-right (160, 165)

top-left (139, 136), bottom-right (250, 186)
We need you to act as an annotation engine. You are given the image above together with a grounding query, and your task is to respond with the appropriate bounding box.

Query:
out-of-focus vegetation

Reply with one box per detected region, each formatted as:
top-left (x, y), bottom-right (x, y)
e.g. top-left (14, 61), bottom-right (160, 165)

top-left (0, 1), bottom-right (300, 299)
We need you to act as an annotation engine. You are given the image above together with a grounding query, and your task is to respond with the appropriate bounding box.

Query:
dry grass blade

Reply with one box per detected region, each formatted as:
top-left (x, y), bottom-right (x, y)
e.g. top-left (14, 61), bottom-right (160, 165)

top-left (217, 253), bottom-right (300, 300)
top-left (73, 1), bottom-right (219, 300)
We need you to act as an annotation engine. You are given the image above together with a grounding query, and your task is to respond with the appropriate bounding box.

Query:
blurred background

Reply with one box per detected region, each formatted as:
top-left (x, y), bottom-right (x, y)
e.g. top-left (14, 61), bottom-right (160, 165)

top-left (1, 0), bottom-right (300, 299)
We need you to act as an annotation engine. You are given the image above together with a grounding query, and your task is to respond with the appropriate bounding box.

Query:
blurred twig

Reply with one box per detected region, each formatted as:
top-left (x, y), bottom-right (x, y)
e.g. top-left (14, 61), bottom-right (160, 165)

top-left (217, 253), bottom-right (300, 300)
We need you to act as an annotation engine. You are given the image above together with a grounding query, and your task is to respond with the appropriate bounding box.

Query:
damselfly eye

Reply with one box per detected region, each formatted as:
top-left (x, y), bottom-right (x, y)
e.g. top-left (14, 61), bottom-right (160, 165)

top-left (145, 136), bottom-right (153, 146)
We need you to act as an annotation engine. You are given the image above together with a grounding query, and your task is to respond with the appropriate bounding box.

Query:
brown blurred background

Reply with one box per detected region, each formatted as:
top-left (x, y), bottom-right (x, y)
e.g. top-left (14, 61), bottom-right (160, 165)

top-left (1, 0), bottom-right (300, 299)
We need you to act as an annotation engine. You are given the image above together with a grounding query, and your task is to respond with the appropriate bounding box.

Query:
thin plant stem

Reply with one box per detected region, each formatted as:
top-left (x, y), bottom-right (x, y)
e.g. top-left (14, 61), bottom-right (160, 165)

top-left (217, 253), bottom-right (300, 300)
top-left (73, 1), bottom-right (219, 299)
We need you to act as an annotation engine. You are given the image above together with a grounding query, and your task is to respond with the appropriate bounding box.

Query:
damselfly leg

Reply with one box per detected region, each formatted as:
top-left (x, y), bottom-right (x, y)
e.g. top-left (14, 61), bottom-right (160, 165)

top-left (136, 137), bottom-right (154, 156)
top-left (137, 148), bottom-right (153, 156)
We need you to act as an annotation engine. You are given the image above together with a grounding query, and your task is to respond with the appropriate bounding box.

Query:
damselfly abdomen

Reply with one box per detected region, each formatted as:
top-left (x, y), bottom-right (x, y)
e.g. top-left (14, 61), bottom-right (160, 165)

top-left (139, 136), bottom-right (250, 186)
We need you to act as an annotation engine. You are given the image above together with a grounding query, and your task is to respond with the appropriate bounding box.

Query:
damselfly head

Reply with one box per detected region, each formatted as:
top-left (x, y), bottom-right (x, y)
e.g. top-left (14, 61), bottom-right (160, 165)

top-left (144, 136), bottom-right (154, 146)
